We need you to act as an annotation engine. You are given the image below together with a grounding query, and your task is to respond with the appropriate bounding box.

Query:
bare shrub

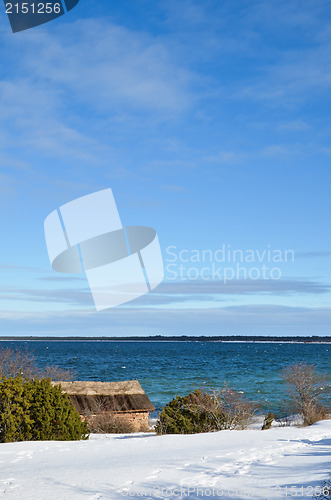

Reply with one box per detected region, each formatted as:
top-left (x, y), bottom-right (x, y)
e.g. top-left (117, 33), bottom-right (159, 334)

top-left (274, 416), bottom-right (292, 427)
top-left (41, 365), bottom-right (74, 381)
top-left (281, 363), bottom-right (329, 426)
top-left (0, 347), bottom-right (75, 382)
top-left (88, 413), bottom-right (135, 434)
top-left (302, 404), bottom-right (328, 426)
top-left (0, 347), bottom-right (37, 380)
top-left (215, 385), bottom-right (259, 430)
top-left (83, 395), bottom-right (144, 434)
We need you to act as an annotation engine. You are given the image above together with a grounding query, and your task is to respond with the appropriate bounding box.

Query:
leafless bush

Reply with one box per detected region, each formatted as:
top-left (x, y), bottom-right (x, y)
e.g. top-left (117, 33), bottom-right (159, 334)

top-left (186, 385), bottom-right (259, 430)
top-left (0, 347), bottom-right (37, 380)
top-left (281, 363), bottom-right (329, 426)
top-left (215, 385), bottom-right (259, 430)
top-left (0, 347), bottom-right (75, 381)
top-left (84, 396), bottom-right (141, 433)
top-left (88, 413), bottom-right (135, 434)
top-left (274, 416), bottom-right (292, 427)
top-left (302, 404), bottom-right (328, 426)
top-left (41, 365), bottom-right (74, 381)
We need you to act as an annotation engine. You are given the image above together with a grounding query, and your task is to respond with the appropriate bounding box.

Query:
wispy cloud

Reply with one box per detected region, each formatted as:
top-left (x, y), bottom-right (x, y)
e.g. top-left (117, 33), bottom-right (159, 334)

top-left (204, 143), bottom-right (302, 166)
top-left (0, 173), bottom-right (16, 196)
top-left (15, 19), bottom-right (194, 115)
top-left (0, 17), bottom-right (197, 178)
top-left (236, 30), bottom-right (331, 106)
top-left (161, 184), bottom-right (185, 192)
top-left (0, 286), bottom-right (92, 307)
top-left (295, 251), bottom-right (331, 259)
top-left (158, 279), bottom-right (331, 296)
top-left (0, 263), bottom-right (45, 272)
top-left (276, 120), bottom-right (311, 132)
top-left (39, 276), bottom-right (86, 282)
top-left (0, 278), bottom-right (329, 313)
top-left (205, 151), bottom-right (243, 164)
top-left (1, 303), bottom-right (331, 337)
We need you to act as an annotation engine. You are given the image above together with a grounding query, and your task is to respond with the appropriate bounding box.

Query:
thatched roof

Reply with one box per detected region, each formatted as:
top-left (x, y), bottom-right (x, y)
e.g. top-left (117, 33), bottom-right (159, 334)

top-left (52, 380), bottom-right (154, 414)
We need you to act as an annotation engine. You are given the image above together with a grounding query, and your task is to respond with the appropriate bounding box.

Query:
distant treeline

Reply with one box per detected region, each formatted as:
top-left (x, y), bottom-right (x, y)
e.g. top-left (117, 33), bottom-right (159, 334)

top-left (0, 335), bottom-right (330, 343)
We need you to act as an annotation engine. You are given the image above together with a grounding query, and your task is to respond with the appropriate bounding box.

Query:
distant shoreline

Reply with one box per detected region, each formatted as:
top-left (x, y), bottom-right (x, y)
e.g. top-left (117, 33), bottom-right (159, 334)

top-left (0, 335), bottom-right (330, 343)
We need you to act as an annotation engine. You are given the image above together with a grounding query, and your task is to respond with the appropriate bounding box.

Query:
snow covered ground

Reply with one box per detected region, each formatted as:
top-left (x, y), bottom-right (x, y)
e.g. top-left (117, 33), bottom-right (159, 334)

top-left (0, 420), bottom-right (330, 500)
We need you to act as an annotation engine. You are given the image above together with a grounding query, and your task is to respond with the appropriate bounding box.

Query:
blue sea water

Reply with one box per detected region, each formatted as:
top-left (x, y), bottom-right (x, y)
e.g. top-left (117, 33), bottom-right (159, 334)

top-left (0, 340), bottom-right (330, 416)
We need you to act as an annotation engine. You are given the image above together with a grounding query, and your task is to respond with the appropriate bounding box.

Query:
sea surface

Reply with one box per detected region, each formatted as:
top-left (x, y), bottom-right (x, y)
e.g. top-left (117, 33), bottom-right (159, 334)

top-left (0, 340), bottom-right (330, 416)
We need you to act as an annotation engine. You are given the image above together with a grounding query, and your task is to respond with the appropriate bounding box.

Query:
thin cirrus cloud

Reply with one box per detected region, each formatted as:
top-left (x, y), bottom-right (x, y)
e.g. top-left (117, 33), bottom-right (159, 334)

top-left (226, 2), bottom-right (331, 106)
top-left (276, 120), bottom-right (311, 132)
top-left (237, 42), bottom-right (331, 106)
top-left (0, 278), bottom-right (329, 312)
top-left (204, 144), bottom-right (300, 165)
top-left (160, 0), bottom-right (331, 109)
top-left (11, 19), bottom-right (195, 115)
top-left (157, 279), bottom-right (331, 296)
top-left (0, 79), bottom-right (117, 166)
top-left (294, 251), bottom-right (331, 259)
top-left (161, 184), bottom-right (185, 192)
top-left (0, 304), bottom-right (331, 337)
top-left (0, 17), bottom-right (196, 172)
top-left (0, 286), bottom-right (92, 307)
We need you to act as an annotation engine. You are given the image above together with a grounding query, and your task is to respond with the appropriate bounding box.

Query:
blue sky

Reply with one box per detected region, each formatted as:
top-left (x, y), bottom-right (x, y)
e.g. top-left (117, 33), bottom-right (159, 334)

top-left (0, 0), bottom-right (331, 336)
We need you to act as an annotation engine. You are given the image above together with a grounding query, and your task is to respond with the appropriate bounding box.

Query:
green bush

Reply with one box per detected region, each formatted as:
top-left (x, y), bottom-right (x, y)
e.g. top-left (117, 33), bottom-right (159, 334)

top-left (155, 389), bottom-right (225, 435)
top-left (0, 376), bottom-right (89, 442)
top-left (156, 387), bottom-right (258, 435)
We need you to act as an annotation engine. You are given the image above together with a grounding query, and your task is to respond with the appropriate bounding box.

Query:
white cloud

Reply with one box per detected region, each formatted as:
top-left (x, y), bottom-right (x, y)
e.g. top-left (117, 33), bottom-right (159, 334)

top-left (0, 17), bottom-right (196, 174)
top-left (1, 303), bottom-right (331, 336)
top-left (0, 172), bottom-right (15, 196)
top-left (237, 39), bottom-right (331, 106)
top-left (14, 19), bottom-right (194, 115)
top-left (276, 120), bottom-right (311, 132)
top-left (205, 151), bottom-right (243, 164)
top-left (161, 184), bottom-right (185, 192)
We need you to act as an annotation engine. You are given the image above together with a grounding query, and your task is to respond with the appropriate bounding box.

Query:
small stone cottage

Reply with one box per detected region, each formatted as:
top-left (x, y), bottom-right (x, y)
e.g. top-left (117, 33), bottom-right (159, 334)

top-left (53, 380), bottom-right (154, 431)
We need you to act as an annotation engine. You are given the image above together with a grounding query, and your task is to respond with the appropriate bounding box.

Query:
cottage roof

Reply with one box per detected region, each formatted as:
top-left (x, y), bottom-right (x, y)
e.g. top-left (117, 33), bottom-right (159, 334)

top-left (52, 380), bottom-right (155, 413)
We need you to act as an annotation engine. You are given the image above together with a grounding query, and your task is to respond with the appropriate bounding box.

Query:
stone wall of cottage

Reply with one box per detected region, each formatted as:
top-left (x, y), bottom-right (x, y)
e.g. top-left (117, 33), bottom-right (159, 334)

top-left (82, 411), bottom-right (150, 432)
top-left (118, 411), bottom-right (149, 431)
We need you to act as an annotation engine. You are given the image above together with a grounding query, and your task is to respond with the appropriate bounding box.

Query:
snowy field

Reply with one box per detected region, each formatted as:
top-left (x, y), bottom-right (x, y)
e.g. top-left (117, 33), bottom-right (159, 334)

top-left (0, 420), bottom-right (330, 500)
